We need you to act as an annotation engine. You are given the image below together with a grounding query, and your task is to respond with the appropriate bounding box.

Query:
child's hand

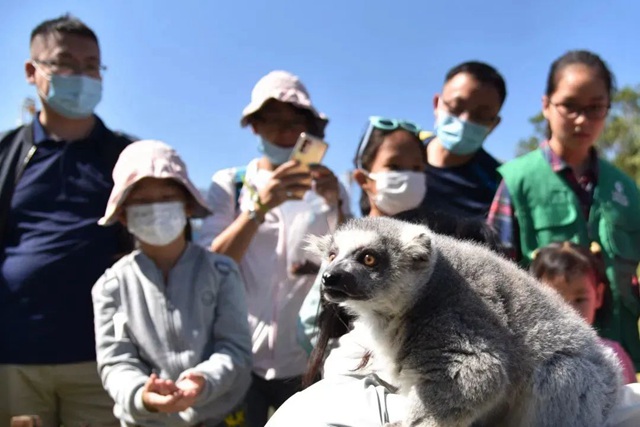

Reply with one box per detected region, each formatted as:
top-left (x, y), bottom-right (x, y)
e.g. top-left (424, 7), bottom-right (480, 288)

top-left (176, 372), bottom-right (206, 397)
top-left (141, 373), bottom-right (196, 413)
top-left (258, 160), bottom-right (312, 209)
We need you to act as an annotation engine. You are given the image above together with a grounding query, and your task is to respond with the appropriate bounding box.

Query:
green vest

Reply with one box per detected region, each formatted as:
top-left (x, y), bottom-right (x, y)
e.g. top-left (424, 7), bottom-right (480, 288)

top-left (499, 149), bottom-right (640, 368)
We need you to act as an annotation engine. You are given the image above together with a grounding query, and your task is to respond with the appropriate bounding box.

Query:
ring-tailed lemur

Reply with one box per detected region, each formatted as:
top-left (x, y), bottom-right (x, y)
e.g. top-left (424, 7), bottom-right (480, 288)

top-left (307, 217), bottom-right (621, 427)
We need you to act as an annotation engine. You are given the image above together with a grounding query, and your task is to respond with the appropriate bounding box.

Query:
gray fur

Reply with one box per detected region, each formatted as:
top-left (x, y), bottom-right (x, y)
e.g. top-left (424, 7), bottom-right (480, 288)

top-left (308, 217), bottom-right (622, 427)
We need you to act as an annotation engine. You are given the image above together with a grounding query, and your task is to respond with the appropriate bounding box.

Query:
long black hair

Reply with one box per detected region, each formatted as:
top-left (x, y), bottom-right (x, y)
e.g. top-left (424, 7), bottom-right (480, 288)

top-left (544, 50), bottom-right (616, 138)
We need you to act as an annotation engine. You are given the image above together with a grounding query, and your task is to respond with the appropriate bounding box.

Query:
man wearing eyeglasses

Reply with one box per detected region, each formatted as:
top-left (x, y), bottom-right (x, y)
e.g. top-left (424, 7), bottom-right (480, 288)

top-left (417, 61), bottom-right (506, 225)
top-left (0, 15), bottom-right (132, 426)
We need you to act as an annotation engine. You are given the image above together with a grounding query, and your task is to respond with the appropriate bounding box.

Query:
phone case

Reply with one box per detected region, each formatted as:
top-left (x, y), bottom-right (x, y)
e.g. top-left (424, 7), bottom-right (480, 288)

top-left (290, 133), bottom-right (328, 165)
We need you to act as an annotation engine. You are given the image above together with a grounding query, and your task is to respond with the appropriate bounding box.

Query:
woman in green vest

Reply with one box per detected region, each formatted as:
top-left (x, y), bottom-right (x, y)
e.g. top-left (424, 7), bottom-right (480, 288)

top-left (487, 50), bottom-right (640, 371)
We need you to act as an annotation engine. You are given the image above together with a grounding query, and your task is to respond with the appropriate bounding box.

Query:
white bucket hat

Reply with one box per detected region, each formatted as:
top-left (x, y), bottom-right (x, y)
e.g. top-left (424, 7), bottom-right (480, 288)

top-left (240, 70), bottom-right (328, 131)
top-left (98, 140), bottom-right (211, 226)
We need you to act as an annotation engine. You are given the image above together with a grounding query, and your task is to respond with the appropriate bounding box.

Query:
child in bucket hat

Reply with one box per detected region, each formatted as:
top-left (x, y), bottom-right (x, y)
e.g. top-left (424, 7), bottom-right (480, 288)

top-left (92, 140), bottom-right (252, 426)
top-left (98, 139), bottom-right (211, 233)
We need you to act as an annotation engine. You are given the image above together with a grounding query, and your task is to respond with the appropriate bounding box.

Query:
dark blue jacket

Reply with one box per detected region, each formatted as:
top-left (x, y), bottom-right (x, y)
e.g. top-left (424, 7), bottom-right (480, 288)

top-left (0, 117), bottom-right (134, 363)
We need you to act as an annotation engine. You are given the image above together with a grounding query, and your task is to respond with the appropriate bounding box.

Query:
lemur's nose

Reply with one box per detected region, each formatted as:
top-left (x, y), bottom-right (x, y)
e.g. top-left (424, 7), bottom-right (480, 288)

top-left (321, 271), bottom-right (342, 289)
top-left (322, 269), bottom-right (357, 292)
top-left (321, 268), bottom-right (361, 300)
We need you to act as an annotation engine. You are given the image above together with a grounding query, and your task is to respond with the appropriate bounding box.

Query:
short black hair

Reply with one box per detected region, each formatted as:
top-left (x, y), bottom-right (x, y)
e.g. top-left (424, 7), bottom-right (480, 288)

top-left (445, 61), bottom-right (507, 105)
top-left (30, 14), bottom-right (98, 46)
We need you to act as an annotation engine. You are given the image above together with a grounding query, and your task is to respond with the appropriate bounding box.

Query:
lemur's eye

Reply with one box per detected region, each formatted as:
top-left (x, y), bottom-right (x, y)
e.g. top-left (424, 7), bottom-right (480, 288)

top-left (328, 252), bottom-right (337, 262)
top-left (363, 253), bottom-right (377, 267)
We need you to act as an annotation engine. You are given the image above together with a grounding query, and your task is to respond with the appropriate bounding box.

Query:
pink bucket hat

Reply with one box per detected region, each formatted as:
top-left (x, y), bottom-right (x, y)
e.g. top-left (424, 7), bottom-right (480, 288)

top-left (98, 140), bottom-right (211, 226)
top-left (240, 70), bottom-right (329, 130)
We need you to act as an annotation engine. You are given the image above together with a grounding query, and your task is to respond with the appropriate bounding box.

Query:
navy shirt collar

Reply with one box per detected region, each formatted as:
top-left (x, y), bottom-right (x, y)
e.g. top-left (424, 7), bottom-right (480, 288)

top-left (31, 112), bottom-right (105, 145)
top-left (32, 113), bottom-right (47, 145)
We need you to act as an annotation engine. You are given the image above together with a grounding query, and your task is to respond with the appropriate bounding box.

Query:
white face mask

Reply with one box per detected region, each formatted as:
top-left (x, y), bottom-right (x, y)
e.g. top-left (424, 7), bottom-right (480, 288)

top-left (126, 201), bottom-right (187, 246)
top-left (367, 171), bottom-right (427, 216)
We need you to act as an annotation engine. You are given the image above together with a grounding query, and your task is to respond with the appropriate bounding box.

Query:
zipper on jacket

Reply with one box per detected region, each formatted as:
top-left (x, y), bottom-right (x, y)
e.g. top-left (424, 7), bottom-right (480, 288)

top-left (15, 145), bottom-right (37, 184)
top-left (163, 283), bottom-right (180, 373)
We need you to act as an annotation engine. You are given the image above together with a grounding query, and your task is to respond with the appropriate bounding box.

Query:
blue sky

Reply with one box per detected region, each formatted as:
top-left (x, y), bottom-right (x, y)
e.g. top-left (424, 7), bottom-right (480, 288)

top-left (3, 0), bottom-right (639, 195)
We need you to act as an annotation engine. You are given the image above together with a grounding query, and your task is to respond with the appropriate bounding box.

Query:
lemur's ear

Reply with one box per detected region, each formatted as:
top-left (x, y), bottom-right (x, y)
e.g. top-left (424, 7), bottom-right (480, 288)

top-left (404, 231), bottom-right (432, 266)
top-left (305, 233), bottom-right (333, 259)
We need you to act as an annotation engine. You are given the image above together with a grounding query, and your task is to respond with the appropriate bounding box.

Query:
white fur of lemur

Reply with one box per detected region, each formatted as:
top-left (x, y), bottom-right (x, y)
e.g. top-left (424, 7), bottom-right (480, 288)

top-left (307, 217), bottom-right (622, 427)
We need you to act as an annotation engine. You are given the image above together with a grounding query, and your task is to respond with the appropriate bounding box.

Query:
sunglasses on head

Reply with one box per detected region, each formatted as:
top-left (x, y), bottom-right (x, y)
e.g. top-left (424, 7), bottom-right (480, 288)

top-left (355, 116), bottom-right (422, 169)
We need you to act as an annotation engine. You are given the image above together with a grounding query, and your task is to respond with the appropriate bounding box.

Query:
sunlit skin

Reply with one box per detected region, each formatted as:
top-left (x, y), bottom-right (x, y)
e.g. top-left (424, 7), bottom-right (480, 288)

top-left (541, 272), bottom-right (605, 325)
top-left (429, 72), bottom-right (502, 167)
top-left (354, 129), bottom-right (426, 217)
top-left (542, 64), bottom-right (609, 171)
top-left (25, 33), bottom-right (101, 140)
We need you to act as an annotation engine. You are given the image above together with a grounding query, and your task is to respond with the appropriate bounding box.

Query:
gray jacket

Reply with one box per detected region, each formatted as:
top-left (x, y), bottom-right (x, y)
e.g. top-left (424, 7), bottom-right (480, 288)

top-left (92, 243), bottom-right (252, 426)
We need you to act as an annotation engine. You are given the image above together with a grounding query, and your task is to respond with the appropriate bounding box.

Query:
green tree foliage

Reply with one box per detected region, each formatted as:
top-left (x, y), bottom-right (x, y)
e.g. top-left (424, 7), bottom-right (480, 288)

top-left (516, 85), bottom-right (640, 184)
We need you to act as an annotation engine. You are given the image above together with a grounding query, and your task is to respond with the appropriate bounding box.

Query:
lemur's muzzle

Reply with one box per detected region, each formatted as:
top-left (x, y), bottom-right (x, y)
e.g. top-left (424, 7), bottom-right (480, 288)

top-left (321, 267), bottom-right (366, 302)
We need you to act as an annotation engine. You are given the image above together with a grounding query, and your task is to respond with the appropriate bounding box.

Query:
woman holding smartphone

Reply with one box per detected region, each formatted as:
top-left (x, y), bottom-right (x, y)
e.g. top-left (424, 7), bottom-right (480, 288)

top-left (198, 70), bottom-right (351, 427)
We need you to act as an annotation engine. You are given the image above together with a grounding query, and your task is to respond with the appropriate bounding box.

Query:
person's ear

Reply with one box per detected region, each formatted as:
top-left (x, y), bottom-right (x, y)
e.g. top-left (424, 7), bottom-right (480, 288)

top-left (353, 169), bottom-right (373, 192)
top-left (25, 60), bottom-right (37, 85)
top-left (432, 94), bottom-right (441, 116)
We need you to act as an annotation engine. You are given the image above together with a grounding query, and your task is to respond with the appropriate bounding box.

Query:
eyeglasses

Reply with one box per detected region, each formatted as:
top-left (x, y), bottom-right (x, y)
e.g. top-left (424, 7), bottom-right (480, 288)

top-left (33, 59), bottom-right (107, 78)
top-left (355, 116), bottom-right (422, 169)
top-left (439, 98), bottom-right (498, 126)
top-left (550, 102), bottom-right (610, 120)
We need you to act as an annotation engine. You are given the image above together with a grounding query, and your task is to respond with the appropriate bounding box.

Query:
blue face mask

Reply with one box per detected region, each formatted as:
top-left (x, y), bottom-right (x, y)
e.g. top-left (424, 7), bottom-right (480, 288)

top-left (39, 70), bottom-right (102, 119)
top-left (258, 136), bottom-right (294, 165)
top-left (434, 111), bottom-right (490, 155)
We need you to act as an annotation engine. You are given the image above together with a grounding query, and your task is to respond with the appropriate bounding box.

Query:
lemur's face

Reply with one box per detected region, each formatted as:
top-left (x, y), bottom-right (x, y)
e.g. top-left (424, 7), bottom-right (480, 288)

top-left (307, 217), bottom-right (434, 313)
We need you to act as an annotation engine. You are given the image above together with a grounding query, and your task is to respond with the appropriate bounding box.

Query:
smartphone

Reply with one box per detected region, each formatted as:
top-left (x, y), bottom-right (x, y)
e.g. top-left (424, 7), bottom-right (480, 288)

top-left (290, 133), bottom-right (329, 166)
top-left (288, 133), bottom-right (329, 197)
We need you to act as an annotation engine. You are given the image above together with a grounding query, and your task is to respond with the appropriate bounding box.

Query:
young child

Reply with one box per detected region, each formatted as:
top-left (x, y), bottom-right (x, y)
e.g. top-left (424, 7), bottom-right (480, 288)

top-left (92, 140), bottom-right (252, 426)
top-left (531, 241), bottom-right (637, 384)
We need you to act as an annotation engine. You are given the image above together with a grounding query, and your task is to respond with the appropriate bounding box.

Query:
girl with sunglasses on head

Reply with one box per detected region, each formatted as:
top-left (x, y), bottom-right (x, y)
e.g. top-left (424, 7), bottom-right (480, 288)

top-left (352, 116), bottom-right (427, 217)
top-left (530, 241), bottom-right (636, 384)
top-left (488, 50), bottom-right (640, 371)
top-left (297, 116), bottom-right (427, 382)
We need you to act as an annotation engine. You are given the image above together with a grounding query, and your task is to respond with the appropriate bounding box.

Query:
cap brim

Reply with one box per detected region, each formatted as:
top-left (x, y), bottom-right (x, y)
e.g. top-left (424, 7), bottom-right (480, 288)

top-left (240, 98), bottom-right (329, 129)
